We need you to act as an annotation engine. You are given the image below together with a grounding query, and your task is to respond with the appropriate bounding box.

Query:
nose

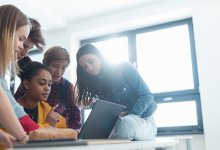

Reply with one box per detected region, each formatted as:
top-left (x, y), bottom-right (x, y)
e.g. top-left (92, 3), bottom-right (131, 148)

top-left (55, 67), bottom-right (62, 75)
top-left (19, 51), bottom-right (26, 58)
top-left (19, 42), bottom-right (24, 50)
top-left (44, 85), bottom-right (51, 91)
top-left (86, 64), bottom-right (93, 72)
top-left (22, 48), bottom-right (28, 57)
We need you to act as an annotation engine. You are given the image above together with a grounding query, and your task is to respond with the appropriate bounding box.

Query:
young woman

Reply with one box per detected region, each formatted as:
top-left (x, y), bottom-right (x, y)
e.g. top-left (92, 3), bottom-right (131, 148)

top-left (15, 46), bottom-right (82, 130)
top-left (17, 61), bottom-right (67, 128)
top-left (0, 4), bottom-right (33, 148)
top-left (75, 43), bottom-right (157, 141)
top-left (0, 4), bottom-right (39, 133)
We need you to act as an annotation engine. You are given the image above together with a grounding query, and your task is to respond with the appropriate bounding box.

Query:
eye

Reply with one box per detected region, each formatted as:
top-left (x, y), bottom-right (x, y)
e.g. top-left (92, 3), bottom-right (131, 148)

top-left (19, 36), bottom-right (26, 42)
top-left (88, 59), bottom-right (94, 64)
top-left (52, 64), bottom-right (59, 68)
top-left (62, 66), bottom-right (67, 70)
top-left (39, 82), bottom-right (45, 85)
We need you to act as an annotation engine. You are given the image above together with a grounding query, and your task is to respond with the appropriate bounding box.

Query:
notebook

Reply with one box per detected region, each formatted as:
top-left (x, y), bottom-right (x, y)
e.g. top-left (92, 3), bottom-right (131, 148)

top-left (78, 99), bottom-right (126, 139)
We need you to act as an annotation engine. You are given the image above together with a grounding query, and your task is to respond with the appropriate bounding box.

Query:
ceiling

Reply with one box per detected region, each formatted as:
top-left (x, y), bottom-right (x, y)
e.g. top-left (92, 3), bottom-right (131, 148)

top-left (0, 0), bottom-right (159, 32)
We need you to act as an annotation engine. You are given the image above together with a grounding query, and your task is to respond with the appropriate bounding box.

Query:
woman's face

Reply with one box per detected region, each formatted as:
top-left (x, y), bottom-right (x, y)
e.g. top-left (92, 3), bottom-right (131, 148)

top-left (14, 25), bottom-right (30, 59)
top-left (47, 60), bottom-right (69, 82)
top-left (78, 53), bottom-right (101, 76)
top-left (27, 69), bottom-right (52, 102)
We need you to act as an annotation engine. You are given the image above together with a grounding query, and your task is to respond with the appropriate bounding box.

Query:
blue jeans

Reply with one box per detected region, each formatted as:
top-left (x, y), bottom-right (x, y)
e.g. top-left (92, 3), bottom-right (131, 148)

top-left (109, 114), bottom-right (157, 141)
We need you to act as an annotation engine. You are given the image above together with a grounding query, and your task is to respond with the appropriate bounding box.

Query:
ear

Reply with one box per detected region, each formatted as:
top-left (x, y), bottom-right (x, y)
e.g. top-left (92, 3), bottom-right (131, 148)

top-left (23, 80), bottom-right (30, 90)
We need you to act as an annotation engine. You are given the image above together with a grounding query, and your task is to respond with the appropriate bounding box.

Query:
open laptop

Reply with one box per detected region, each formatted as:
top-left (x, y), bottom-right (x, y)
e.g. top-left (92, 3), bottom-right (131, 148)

top-left (78, 99), bottom-right (126, 139)
top-left (14, 100), bottom-right (125, 148)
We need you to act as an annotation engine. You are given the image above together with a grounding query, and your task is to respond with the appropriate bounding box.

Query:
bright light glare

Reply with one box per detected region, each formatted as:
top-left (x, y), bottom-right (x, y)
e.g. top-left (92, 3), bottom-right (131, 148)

top-left (154, 101), bottom-right (198, 127)
top-left (92, 37), bottom-right (129, 64)
top-left (136, 25), bottom-right (194, 93)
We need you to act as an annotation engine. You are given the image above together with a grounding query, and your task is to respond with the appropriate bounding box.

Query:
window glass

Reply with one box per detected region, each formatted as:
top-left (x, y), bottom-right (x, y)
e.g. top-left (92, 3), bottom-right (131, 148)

top-left (92, 37), bottom-right (129, 64)
top-left (136, 25), bottom-right (194, 93)
top-left (155, 101), bottom-right (198, 127)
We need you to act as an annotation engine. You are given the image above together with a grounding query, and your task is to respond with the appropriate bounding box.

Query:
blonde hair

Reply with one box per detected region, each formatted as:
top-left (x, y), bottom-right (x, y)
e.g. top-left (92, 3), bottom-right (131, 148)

top-left (0, 5), bottom-right (31, 76)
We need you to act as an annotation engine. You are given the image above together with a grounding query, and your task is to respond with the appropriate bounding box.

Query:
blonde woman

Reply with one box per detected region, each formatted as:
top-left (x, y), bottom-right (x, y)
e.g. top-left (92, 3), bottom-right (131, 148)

top-left (0, 4), bottom-right (40, 147)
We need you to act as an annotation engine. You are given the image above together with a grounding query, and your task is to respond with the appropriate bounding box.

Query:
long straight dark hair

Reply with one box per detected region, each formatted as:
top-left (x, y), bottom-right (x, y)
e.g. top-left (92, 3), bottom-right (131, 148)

top-left (75, 44), bottom-right (113, 106)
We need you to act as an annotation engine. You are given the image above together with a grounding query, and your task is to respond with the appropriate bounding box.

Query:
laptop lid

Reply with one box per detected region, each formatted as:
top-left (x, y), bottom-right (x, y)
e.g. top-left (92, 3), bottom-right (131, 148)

top-left (78, 100), bottom-right (125, 139)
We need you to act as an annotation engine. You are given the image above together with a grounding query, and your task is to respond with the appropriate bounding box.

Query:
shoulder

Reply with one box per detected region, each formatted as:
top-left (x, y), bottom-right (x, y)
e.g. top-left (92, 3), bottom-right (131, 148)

top-left (61, 78), bottom-right (75, 94)
top-left (62, 78), bottom-right (74, 88)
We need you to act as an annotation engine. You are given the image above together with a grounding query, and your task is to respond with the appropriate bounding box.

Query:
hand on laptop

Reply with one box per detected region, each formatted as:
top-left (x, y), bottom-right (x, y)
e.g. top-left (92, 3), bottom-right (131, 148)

top-left (119, 111), bottom-right (128, 117)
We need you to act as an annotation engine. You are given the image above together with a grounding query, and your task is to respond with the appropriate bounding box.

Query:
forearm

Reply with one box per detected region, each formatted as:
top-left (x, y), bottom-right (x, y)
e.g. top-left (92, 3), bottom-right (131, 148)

top-left (0, 86), bottom-right (27, 141)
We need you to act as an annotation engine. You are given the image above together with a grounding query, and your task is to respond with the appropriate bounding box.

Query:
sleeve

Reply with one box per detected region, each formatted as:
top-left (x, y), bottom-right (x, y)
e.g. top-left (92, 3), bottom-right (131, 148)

top-left (0, 77), bottom-right (39, 133)
top-left (66, 82), bottom-right (82, 130)
top-left (68, 103), bottom-right (82, 130)
top-left (0, 77), bottom-right (26, 118)
top-left (121, 63), bottom-right (154, 116)
top-left (19, 115), bottom-right (39, 133)
top-left (38, 102), bottom-right (67, 128)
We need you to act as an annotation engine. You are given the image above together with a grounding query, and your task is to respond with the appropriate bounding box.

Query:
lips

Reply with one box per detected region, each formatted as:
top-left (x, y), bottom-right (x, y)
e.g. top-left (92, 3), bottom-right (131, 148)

top-left (42, 93), bottom-right (49, 99)
top-left (53, 75), bottom-right (60, 79)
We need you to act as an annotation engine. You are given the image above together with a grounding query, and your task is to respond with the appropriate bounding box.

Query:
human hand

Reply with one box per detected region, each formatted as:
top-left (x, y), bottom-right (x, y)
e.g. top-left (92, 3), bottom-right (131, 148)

top-left (0, 129), bottom-right (16, 148)
top-left (46, 104), bottom-right (60, 127)
top-left (119, 111), bottom-right (128, 117)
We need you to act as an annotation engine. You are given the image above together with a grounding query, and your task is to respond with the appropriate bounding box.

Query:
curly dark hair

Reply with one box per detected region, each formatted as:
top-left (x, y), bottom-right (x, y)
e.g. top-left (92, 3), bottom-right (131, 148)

top-left (18, 61), bottom-right (50, 82)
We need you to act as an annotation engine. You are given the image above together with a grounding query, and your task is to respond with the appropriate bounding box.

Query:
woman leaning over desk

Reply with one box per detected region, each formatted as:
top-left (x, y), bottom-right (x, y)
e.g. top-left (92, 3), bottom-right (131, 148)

top-left (0, 4), bottom-right (40, 148)
top-left (75, 43), bottom-right (157, 141)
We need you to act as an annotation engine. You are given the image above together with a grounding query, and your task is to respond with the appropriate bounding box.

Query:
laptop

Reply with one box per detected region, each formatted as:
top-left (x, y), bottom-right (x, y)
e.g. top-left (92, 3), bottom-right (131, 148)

top-left (78, 99), bottom-right (126, 139)
top-left (14, 100), bottom-right (126, 148)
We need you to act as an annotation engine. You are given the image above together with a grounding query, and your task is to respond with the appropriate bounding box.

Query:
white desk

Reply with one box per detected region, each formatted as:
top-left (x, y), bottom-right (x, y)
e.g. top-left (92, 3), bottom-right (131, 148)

top-left (159, 135), bottom-right (193, 150)
top-left (13, 138), bottom-right (179, 150)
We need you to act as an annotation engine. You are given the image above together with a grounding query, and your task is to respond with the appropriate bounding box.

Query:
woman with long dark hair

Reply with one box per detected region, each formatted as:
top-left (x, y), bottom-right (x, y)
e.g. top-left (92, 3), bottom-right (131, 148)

top-left (75, 43), bottom-right (157, 140)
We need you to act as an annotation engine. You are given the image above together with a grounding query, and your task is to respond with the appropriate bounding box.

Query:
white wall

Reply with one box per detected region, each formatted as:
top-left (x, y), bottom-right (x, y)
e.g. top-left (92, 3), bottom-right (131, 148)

top-left (44, 0), bottom-right (220, 150)
top-left (192, 0), bottom-right (220, 150)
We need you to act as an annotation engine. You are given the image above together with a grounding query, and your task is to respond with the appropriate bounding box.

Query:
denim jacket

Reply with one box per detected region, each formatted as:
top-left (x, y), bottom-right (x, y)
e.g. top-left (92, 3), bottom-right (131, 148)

top-left (100, 63), bottom-right (157, 118)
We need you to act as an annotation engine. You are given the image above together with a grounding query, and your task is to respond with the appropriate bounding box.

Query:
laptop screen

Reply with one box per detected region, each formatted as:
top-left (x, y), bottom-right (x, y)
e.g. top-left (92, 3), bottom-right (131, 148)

top-left (78, 100), bottom-right (125, 139)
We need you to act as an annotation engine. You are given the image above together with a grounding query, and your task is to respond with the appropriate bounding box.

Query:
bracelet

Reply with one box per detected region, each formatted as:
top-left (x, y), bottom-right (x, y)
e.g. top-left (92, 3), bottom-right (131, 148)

top-left (16, 134), bottom-right (27, 142)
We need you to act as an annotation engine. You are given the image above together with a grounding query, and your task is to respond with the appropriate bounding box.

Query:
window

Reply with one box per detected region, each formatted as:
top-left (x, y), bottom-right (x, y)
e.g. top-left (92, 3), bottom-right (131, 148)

top-left (92, 37), bottom-right (129, 64)
top-left (81, 18), bottom-right (203, 135)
